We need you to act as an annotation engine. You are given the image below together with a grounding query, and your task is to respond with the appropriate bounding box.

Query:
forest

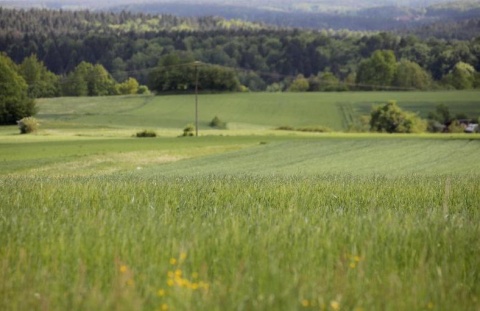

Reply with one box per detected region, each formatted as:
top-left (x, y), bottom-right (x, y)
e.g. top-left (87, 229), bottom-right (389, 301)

top-left (105, 0), bottom-right (480, 33)
top-left (0, 7), bottom-right (479, 96)
top-left (3, 0), bottom-right (480, 32)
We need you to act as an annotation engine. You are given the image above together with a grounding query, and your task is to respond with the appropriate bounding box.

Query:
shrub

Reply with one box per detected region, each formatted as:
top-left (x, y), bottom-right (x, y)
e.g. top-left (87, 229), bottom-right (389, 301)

top-left (370, 101), bottom-right (426, 133)
top-left (17, 117), bottom-right (39, 134)
top-left (117, 77), bottom-right (139, 95)
top-left (137, 85), bottom-right (150, 95)
top-left (275, 125), bottom-right (332, 133)
top-left (136, 130), bottom-right (157, 137)
top-left (447, 120), bottom-right (465, 133)
top-left (276, 125), bottom-right (295, 131)
top-left (182, 124), bottom-right (195, 137)
top-left (209, 116), bottom-right (226, 129)
top-left (296, 126), bottom-right (332, 133)
top-left (288, 74), bottom-right (309, 92)
top-left (266, 82), bottom-right (284, 92)
top-left (238, 85), bottom-right (249, 92)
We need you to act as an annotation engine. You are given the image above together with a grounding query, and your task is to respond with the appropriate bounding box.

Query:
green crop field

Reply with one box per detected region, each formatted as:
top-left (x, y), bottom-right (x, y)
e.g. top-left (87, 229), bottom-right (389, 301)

top-left (1, 92), bottom-right (480, 311)
top-left (36, 91), bottom-right (480, 132)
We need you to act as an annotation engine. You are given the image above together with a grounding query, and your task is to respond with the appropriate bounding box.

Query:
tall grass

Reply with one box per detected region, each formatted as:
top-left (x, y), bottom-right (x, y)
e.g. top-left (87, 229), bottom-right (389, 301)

top-left (1, 175), bottom-right (479, 310)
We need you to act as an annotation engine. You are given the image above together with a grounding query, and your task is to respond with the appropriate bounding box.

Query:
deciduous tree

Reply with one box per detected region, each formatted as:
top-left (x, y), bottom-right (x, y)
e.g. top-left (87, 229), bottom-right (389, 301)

top-left (18, 54), bottom-right (60, 98)
top-left (442, 61), bottom-right (476, 89)
top-left (393, 59), bottom-right (432, 90)
top-left (148, 53), bottom-right (239, 93)
top-left (0, 54), bottom-right (37, 125)
top-left (62, 62), bottom-right (118, 96)
top-left (356, 50), bottom-right (397, 89)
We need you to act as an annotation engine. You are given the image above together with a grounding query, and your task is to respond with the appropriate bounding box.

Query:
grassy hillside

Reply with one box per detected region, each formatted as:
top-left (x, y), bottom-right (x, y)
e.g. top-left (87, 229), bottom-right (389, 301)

top-left (36, 91), bottom-right (480, 132)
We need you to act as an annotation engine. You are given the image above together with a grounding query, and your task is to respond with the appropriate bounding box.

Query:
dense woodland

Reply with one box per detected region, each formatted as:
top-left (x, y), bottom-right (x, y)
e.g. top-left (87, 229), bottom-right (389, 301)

top-left (0, 7), bottom-right (480, 95)
top-left (106, 0), bottom-right (480, 34)
top-left (3, 0), bottom-right (479, 33)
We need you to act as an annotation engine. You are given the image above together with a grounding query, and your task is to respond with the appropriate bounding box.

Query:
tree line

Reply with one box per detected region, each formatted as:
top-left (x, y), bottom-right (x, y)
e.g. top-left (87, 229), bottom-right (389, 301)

top-left (0, 53), bottom-right (149, 125)
top-left (1, 8), bottom-right (480, 92)
top-left (0, 50), bottom-right (246, 124)
top-left (2, 51), bottom-right (478, 132)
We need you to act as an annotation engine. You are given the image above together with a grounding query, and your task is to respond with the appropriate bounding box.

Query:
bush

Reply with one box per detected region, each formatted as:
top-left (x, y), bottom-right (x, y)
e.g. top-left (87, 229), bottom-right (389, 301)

top-left (370, 101), bottom-right (426, 133)
top-left (276, 125), bottom-right (295, 131)
top-left (136, 130), bottom-right (157, 137)
top-left (275, 125), bottom-right (332, 133)
top-left (288, 74), bottom-right (309, 92)
top-left (266, 82), bottom-right (284, 92)
top-left (209, 116), bottom-right (227, 129)
top-left (117, 77), bottom-right (139, 95)
top-left (17, 117), bottom-right (39, 134)
top-left (137, 85), bottom-right (150, 95)
top-left (447, 120), bottom-right (465, 133)
top-left (182, 124), bottom-right (195, 137)
top-left (296, 126), bottom-right (332, 133)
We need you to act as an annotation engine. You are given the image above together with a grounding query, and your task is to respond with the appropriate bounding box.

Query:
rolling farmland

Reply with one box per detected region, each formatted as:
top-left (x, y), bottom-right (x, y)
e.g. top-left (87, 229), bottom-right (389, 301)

top-left (1, 92), bottom-right (480, 311)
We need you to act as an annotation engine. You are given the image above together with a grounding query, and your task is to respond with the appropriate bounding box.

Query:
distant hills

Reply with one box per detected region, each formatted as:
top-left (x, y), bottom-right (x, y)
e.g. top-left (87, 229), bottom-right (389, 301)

top-left (0, 1), bottom-right (453, 11)
top-left (1, 0), bottom-right (479, 31)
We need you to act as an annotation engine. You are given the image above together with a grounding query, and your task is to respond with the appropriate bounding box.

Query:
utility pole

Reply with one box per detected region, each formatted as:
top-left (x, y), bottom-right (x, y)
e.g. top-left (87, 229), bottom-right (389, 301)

top-left (194, 61), bottom-right (200, 137)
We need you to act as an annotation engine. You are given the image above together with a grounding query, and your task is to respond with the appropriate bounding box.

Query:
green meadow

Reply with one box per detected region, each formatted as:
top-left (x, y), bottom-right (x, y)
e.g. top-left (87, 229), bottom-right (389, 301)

top-left (1, 92), bottom-right (480, 310)
top-left (35, 91), bottom-right (480, 131)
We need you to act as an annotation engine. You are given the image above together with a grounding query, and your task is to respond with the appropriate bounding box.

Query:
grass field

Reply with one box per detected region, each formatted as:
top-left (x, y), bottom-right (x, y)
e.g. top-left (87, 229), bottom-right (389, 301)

top-left (36, 91), bottom-right (480, 132)
top-left (1, 92), bottom-right (480, 310)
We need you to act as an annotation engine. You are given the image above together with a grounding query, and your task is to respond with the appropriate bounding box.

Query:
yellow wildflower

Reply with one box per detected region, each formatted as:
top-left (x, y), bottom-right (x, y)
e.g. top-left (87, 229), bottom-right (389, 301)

top-left (349, 262), bottom-right (356, 269)
top-left (167, 279), bottom-right (174, 287)
top-left (175, 279), bottom-right (182, 286)
top-left (157, 289), bottom-right (166, 297)
top-left (180, 252), bottom-right (187, 260)
top-left (301, 299), bottom-right (310, 307)
top-left (330, 300), bottom-right (340, 311)
top-left (169, 258), bottom-right (177, 265)
top-left (161, 303), bottom-right (169, 311)
top-left (120, 265), bottom-right (128, 273)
